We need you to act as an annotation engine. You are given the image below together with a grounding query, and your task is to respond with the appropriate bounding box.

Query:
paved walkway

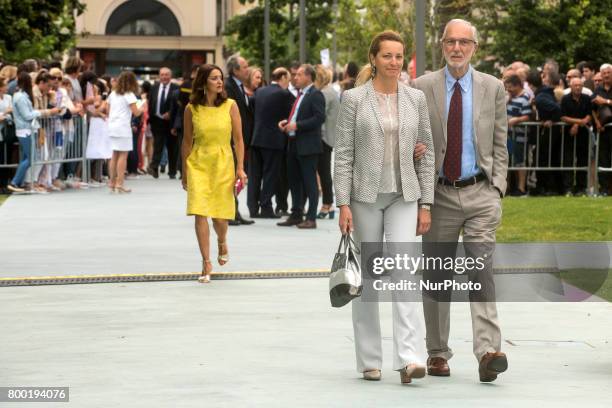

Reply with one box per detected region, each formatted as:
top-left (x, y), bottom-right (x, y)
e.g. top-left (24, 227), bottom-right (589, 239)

top-left (0, 177), bottom-right (339, 278)
top-left (1, 176), bottom-right (611, 406)
top-left (1, 177), bottom-right (610, 280)
top-left (1, 278), bottom-right (611, 407)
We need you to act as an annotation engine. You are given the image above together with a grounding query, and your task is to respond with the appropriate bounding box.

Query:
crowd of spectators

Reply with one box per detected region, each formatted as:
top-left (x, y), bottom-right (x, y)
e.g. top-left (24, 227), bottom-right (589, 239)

top-left (0, 54), bottom-right (610, 203)
top-left (500, 60), bottom-right (612, 197)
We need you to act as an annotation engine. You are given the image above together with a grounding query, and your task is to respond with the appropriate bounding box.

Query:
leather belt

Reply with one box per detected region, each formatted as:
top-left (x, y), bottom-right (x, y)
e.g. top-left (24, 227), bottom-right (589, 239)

top-left (438, 173), bottom-right (487, 188)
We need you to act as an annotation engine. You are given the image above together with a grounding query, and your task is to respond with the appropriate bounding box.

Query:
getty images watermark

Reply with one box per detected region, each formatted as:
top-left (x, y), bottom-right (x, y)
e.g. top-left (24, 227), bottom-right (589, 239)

top-left (370, 252), bottom-right (486, 292)
top-left (359, 242), bottom-right (610, 302)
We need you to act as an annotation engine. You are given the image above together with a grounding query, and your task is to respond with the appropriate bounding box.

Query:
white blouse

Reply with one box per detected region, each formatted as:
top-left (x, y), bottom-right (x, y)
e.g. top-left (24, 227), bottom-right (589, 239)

top-left (375, 91), bottom-right (401, 193)
top-left (0, 94), bottom-right (12, 140)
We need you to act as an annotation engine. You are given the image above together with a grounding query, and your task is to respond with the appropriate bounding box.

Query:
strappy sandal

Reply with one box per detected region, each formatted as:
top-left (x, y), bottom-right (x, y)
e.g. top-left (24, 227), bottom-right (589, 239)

top-left (115, 186), bottom-right (132, 193)
top-left (217, 241), bottom-right (229, 266)
top-left (198, 260), bottom-right (212, 283)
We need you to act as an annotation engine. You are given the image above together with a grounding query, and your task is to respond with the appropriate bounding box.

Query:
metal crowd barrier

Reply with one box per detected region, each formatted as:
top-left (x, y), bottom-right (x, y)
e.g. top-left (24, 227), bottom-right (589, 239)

top-left (0, 115), bottom-right (88, 185)
top-left (595, 123), bottom-right (612, 177)
top-left (0, 124), bottom-right (18, 170)
top-left (507, 121), bottom-right (612, 194)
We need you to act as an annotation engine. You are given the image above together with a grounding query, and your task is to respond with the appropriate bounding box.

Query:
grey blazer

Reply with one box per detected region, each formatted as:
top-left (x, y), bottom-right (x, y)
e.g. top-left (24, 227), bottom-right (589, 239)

top-left (321, 85), bottom-right (340, 147)
top-left (334, 80), bottom-right (435, 207)
top-left (413, 68), bottom-right (509, 194)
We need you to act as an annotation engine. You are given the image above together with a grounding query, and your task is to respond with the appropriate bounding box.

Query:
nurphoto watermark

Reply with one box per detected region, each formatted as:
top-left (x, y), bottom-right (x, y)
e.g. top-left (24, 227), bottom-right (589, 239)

top-left (360, 242), bottom-right (610, 302)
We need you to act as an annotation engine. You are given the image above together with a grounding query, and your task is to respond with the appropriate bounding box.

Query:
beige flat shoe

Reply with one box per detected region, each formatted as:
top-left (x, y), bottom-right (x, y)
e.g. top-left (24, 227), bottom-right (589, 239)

top-left (363, 369), bottom-right (381, 381)
top-left (116, 186), bottom-right (132, 193)
top-left (400, 364), bottom-right (426, 384)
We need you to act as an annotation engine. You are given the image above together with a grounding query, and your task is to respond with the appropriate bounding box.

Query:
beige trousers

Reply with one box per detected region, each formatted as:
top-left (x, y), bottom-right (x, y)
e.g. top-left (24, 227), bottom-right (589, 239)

top-left (423, 180), bottom-right (503, 362)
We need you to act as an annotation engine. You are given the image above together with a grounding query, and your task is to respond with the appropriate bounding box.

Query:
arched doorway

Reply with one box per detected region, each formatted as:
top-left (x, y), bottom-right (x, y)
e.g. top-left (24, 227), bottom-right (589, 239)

top-left (104, 0), bottom-right (182, 76)
top-left (105, 0), bottom-right (181, 36)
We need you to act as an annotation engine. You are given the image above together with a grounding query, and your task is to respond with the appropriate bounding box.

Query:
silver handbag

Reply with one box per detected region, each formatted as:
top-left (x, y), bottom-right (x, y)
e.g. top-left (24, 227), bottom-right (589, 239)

top-left (329, 233), bottom-right (362, 308)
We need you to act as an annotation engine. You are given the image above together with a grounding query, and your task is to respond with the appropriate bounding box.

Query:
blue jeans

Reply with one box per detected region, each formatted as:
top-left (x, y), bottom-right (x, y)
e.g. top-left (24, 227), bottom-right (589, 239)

top-left (160, 145), bottom-right (168, 167)
top-left (11, 135), bottom-right (32, 187)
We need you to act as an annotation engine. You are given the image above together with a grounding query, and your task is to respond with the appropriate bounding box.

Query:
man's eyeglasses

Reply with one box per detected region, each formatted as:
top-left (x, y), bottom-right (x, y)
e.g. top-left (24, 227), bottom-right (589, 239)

top-left (51, 76), bottom-right (62, 80)
top-left (442, 38), bottom-right (476, 48)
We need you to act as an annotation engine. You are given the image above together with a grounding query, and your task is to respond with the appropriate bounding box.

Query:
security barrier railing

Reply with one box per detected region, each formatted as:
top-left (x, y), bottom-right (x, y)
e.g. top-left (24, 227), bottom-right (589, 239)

top-left (0, 115), bottom-right (88, 186)
top-left (507, 122), bottom-right (611, 194)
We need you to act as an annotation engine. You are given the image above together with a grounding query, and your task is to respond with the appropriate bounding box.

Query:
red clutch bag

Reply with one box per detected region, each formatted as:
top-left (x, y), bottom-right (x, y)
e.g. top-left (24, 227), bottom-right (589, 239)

top-left (234, 179), bottom-right (244, 195)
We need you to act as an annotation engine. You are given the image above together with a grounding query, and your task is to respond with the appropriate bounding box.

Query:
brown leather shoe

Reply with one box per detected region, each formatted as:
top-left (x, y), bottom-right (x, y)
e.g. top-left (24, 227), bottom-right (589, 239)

top-left (427, 357), bottom-right (450, 376)
top-left (400, 364), bottom-right (426, 384)
top-left (479, 352), bottom-right (508, 382)
top-left (297, 220), bottom-right (317, 229)
top-left (277, 216), bottom-right (303, 227)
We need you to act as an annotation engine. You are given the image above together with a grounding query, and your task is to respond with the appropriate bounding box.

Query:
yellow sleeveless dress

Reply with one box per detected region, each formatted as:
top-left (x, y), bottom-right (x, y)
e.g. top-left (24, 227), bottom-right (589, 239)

top-left (186, 99), bottom-right (236, 219)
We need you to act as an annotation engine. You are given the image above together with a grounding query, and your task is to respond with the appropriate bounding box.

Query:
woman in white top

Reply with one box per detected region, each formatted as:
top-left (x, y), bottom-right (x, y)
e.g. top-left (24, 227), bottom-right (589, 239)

top-left (85, 80), bottom-right (112, 183)
top-left (48, 68), bottom-right (81, 191)
top-left (8, 73), bottom-right (60, 192)
top-left (107, 71), bottom-right (144, 193)
top-left (0, 77), bottom-right (13, 192)
top-left (0, 77), bottom-right (13, 138)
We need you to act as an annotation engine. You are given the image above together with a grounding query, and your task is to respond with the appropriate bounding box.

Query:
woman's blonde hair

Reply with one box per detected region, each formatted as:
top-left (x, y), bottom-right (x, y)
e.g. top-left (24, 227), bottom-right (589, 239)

top-left (355, 30), bottom-right (405, 87)
top-left (246, 66), bottom-right (264, 90)
top-left (0, 65), bottom-right (17, 81)
top-left (314, 65), bottom-right (332, 89)
top-left (49, 67), bottom-right (63, 79)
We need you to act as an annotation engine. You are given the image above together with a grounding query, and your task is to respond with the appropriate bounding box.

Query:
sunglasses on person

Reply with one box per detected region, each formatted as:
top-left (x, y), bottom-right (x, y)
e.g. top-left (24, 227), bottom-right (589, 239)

top-left (51, 76), bottom-right (62, 80)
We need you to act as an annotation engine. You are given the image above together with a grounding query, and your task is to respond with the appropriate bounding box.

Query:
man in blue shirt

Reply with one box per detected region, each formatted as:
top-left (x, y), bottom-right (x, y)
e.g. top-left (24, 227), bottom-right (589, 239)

top-left (504, 74), bottom-right (532, 196)
top-left (414, 18), bottom-right (509, 383)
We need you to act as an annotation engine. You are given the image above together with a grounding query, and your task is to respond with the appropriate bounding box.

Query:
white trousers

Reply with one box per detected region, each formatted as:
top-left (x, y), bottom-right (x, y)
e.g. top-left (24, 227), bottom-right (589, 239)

top-left (350, 193), bottom-right (426, 372)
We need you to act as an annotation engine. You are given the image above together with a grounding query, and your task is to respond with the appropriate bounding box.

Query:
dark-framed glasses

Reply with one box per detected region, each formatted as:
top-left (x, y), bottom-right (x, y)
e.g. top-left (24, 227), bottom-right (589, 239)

top-left (442, 38), bottom-right (476, 48)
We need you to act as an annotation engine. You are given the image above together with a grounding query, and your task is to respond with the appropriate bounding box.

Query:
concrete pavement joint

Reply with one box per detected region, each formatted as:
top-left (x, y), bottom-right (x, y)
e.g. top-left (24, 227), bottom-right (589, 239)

top-left (0, 267), bottom-right (581, 287)
top-left (0, 269), bottom-right (331, 287)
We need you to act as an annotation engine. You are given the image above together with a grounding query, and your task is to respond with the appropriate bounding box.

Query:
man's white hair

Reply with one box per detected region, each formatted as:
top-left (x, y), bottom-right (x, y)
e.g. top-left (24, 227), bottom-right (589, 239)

top-left (600, 63), bottom-right (612, 71)
top-left (441, 19), bottom-right (479, 44)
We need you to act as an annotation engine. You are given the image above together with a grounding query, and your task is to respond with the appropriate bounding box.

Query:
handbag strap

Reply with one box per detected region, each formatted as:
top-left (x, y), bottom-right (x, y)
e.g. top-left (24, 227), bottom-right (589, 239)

top-left (346, 233), bottom-right (360, 255)
top-left (337, 234), bottom-right (348, 254)
top-left (338, 232), bottom-right (361, 253)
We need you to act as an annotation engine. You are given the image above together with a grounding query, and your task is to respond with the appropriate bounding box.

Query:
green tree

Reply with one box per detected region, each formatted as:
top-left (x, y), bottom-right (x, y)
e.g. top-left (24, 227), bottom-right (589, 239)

top-left (485, 0), bottom-right (612, 71)
top-left (224, 0), bottom-right (333, 67)
top-left (0, 0), bottom-right (86, 63)
top-left (334, 0), bottom-right (369, 65)
top-left (335, 0), bottom-right (413, 67)
top-left (224, 0), bottom-right (413, 70)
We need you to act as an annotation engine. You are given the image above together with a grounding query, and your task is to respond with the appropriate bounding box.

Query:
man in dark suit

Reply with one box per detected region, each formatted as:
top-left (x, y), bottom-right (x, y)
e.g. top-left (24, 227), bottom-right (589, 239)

top-left (274, 62), bottom-right (302, 216)
top-left (277, 64), bottom-right (326, 229)
top-left (169, 64), bottom-right (199, 179)
top-left (147, 67), bottom-right (179, 179)
top-left (248, 67), bottom-right (295, 218)
top-left (224, 55), bottom-right (255, 225)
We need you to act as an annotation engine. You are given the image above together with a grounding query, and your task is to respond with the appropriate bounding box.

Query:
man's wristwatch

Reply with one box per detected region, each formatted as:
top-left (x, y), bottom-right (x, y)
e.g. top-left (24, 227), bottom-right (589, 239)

top-left (419, 204), bottom-right (431, 211)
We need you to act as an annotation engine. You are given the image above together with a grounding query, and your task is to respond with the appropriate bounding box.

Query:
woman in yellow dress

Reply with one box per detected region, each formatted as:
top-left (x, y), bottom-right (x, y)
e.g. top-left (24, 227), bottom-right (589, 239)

top-left (181, 64), bottom-right (247, 283)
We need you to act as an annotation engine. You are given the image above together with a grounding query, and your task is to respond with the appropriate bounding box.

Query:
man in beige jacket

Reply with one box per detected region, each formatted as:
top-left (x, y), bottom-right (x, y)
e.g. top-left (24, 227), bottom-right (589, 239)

top-left (414, 18), bottom-right (509, 383)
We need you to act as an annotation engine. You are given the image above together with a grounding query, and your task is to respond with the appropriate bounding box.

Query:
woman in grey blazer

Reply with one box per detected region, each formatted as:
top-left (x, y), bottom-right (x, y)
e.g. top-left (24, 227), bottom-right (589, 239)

top-left (334, 30), bottom-right (435, 384)
top-left (315, 65), bottom-right (340, 218)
